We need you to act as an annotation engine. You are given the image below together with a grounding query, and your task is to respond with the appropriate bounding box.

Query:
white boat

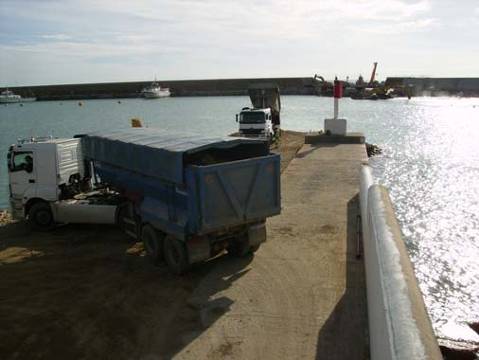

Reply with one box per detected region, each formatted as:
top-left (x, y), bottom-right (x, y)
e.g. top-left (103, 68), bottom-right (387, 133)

top-left (0, 89), bottom-right (21, 103)
top-left (0, 89), bottom-right (36, 103)
top-left (141, 81), bottom-right (170, 99)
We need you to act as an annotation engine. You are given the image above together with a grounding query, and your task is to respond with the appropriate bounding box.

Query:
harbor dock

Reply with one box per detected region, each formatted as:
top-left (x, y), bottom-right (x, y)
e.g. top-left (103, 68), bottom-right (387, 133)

top-left (0, 132), bottom-right (443, 359)
top-left (175, 139), bottom-right (369, 359)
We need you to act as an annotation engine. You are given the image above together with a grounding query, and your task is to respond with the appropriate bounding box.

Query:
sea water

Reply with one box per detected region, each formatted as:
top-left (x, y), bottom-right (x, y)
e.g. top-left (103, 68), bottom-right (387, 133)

top-left (1, 95), bottom-right (478, 337)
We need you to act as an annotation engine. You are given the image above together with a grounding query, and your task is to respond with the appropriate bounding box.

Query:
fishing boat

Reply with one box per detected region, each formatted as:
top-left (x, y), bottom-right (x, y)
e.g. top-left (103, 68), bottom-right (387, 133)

top-left (0, 89), bottom-right (36, 103)
top-left (0, 89), bottom-right (21, 103)
top-left (141, 81), bottom-right (170, 99)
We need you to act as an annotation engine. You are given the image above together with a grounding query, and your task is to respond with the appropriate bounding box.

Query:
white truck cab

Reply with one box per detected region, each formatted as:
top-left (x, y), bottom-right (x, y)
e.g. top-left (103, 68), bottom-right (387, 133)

top-left (7, 137), bottom-right (116, 229)
top-left (236, 107), bottom-right (274, 140)
top-left (8, 137), bottom-right (83, 215)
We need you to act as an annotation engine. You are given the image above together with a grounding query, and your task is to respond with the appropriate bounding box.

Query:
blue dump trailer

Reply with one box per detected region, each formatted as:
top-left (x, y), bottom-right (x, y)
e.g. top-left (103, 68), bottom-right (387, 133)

top-left (80, 128), bottom-right (281, 273)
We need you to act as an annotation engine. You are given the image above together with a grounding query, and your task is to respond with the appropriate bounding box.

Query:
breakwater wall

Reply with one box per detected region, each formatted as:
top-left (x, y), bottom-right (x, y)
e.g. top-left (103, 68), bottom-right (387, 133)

top-left (385, 77), bottom-right (479, 96)
top-left (360, 165), bottom-right (442, 360)
top-left (2, 77), bottom-right (318, 101)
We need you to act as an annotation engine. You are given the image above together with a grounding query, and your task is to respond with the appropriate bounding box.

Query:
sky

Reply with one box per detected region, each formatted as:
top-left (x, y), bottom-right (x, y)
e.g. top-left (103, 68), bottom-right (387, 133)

top-left (1, 0), bottom-right (478, 86)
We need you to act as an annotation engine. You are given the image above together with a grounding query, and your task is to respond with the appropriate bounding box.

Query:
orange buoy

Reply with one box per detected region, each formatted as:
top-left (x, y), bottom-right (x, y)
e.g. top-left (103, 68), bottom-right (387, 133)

top-left (131, 118), bottom-right (143, 127)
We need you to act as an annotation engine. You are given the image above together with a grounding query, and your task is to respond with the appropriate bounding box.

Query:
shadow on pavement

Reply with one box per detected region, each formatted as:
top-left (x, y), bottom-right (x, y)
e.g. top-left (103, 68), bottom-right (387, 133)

top-left (315, 194), bottom-right (369, 360)
top-left (295, 143), bottom-right (338, 159)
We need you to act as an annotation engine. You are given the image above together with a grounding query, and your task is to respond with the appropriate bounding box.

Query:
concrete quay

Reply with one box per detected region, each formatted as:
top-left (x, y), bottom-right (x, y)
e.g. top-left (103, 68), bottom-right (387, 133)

top-left (0, 131), bottom-right (442, 359)
top-left (175, 140), bottom-right (369, 359)
top-left (0, 134), bottom-right (369, 360)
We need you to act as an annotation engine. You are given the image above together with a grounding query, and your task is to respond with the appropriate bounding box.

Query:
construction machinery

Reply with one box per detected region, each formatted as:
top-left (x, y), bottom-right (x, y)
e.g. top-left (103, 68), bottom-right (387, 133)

top-left (313, 74), bottom-right (333, 96)
top-left (368, 62), bottom-right (378, 87)
top-left (351, 62), bottom-right (392, 100)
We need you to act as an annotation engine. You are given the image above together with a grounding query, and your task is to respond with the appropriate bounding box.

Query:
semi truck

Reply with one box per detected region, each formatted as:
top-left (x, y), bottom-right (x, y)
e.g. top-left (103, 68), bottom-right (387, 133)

top-left (7, 129), bottom-right (281, 274)
top-left (236, 83), bottom-right (281, 140)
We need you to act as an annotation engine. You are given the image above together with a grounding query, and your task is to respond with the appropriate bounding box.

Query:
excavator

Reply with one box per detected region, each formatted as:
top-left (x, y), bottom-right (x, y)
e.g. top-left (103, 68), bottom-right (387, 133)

top-left (313, 74), bottom-right (333, 96)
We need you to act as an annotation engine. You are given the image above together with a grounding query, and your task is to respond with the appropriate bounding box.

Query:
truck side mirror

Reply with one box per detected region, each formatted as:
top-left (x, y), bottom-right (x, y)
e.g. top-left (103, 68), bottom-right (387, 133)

top-left (235, 114), bottom-right (238, 123)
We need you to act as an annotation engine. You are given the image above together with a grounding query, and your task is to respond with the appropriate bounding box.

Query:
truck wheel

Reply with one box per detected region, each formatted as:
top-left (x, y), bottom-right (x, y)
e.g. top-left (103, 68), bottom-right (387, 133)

top-left (28, 202), bottom-right (54, 231)
top-left (142, 225), bottom-right (163, 264)
top-left (163, 235), bottom-right (190, 275)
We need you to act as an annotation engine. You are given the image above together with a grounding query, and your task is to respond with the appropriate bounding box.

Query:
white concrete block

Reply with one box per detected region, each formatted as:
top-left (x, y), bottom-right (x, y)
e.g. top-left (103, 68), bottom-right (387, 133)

top-left (324, 118), bottom-right (347, 135)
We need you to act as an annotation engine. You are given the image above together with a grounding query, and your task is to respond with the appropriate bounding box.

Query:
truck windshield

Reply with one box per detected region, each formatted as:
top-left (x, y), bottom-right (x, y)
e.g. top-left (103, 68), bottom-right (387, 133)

top-left (240, 112), bottom-right (265, 124)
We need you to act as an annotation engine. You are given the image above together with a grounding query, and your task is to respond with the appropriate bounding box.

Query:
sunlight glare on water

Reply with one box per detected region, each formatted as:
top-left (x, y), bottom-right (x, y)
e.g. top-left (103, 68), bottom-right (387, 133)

top-left (368, 98), bottom-right (479, 334)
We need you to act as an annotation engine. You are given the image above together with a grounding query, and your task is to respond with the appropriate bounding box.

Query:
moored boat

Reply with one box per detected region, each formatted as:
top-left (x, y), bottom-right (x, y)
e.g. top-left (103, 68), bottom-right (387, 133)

top-left (0, 89), bottom-right (36, 103)
top-left (141, 81), bottom-right (170, 99)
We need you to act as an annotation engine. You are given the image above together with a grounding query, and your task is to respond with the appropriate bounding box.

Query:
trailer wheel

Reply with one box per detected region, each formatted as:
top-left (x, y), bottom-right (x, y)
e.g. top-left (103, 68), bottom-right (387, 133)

top-left (28, 202), bottom-right (54, 231)
top-left (142, 225), bottom-right (163, 264)
top-left (163, 235), bottom-right (190, 275)
top-left (228, 236), bottom-right (251, 257)
top-left (250, 243), bottom-right (261, 253)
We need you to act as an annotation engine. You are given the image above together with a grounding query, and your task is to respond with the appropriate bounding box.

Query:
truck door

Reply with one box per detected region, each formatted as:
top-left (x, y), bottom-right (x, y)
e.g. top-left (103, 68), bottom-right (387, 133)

top-left (8, 151), bottom-right (36, 201)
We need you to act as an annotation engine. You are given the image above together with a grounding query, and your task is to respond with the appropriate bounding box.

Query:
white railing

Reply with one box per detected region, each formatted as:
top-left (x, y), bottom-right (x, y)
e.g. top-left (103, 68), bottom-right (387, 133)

top-left (360, 165), bottom-right (442, 360)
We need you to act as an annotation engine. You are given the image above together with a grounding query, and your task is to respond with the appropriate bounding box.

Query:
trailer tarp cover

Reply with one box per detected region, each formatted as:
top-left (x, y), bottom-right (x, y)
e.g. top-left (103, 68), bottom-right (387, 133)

top-left (80, 128), bottom-right (266, 184)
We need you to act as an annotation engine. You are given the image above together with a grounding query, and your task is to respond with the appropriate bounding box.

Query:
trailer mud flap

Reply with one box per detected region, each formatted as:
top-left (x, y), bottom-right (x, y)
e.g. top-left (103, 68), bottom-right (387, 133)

top-left (248, 222), bottom-right (266, 247)
top-left (186, 235), bottom-right (211, 264)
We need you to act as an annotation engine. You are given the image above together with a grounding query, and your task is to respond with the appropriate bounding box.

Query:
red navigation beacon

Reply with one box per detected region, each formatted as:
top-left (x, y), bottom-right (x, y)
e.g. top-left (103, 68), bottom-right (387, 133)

top-left (333, 80), bottom-right (343, 99)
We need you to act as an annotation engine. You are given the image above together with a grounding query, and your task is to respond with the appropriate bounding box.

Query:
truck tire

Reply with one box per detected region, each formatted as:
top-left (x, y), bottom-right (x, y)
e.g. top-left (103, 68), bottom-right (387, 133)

top-left (142, 225), bottom-right (163, 264)
top-left (28, 202), bottom-right (54, 231)
top-left (163, 235), bottom-right (190, 275)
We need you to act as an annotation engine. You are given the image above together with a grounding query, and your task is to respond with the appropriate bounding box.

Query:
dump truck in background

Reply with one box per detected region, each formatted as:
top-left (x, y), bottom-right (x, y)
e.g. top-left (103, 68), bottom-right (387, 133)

top-left (236, 83), bottom-right (281, 140)
top-left (7, 129), bottom-right (281, 274)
